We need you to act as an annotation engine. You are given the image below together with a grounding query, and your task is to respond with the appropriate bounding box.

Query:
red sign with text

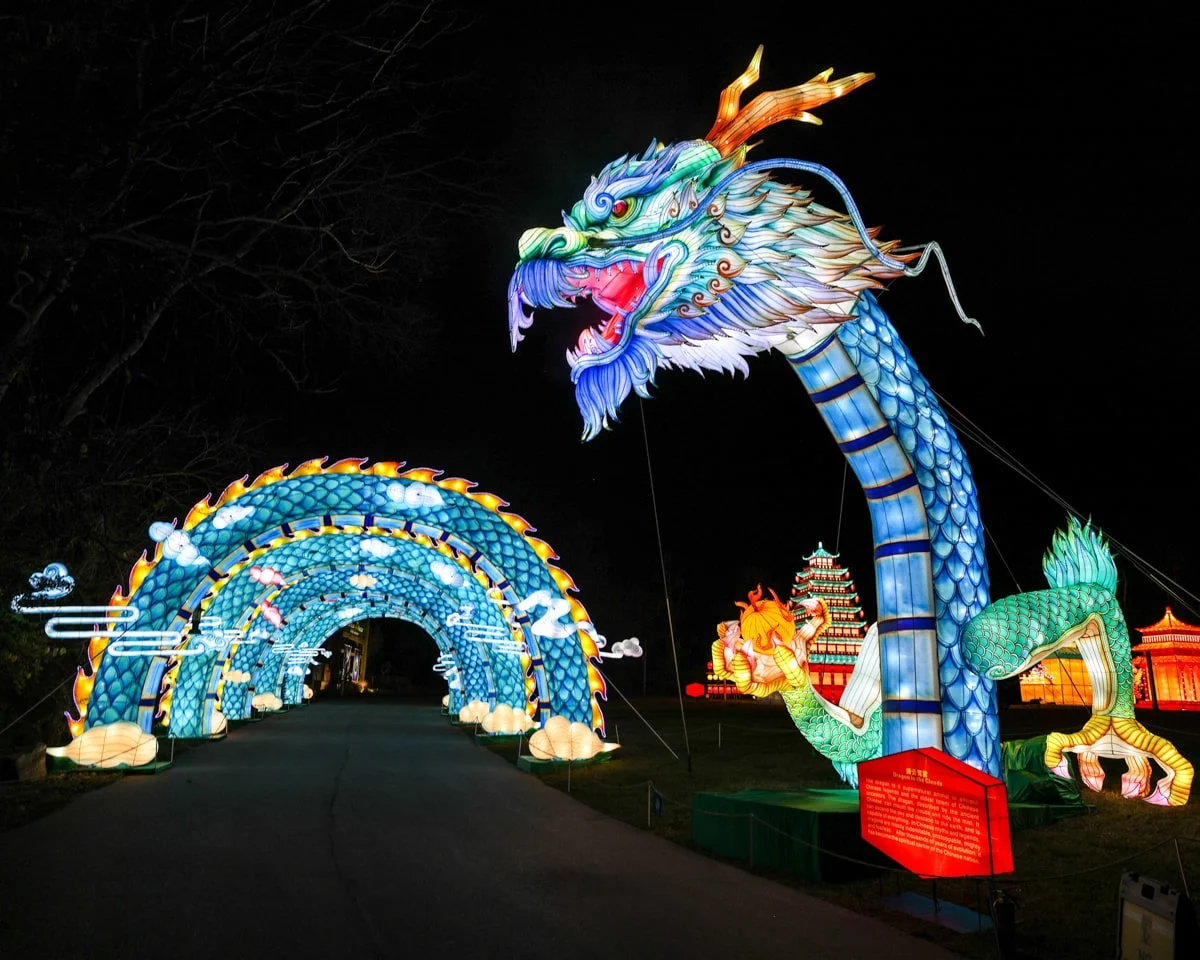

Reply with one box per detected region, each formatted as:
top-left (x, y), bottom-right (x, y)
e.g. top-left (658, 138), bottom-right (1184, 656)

top-left (859, 747), bottom-right (1013, 877)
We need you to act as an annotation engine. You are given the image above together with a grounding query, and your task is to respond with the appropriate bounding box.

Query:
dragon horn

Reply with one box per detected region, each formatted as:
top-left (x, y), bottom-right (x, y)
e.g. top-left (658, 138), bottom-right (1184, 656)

top-left (705, 45), bottom-right (875, 157)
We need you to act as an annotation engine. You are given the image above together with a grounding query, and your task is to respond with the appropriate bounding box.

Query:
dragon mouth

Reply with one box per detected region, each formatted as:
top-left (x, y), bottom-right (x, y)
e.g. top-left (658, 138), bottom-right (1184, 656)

top-left (565, 259), bottom-right (650, 362)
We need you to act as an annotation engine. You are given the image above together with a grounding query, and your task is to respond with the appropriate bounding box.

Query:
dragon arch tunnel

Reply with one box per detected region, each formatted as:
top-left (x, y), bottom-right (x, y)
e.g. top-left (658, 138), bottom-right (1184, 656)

top-left (62, 459), bottom-right (606, 760)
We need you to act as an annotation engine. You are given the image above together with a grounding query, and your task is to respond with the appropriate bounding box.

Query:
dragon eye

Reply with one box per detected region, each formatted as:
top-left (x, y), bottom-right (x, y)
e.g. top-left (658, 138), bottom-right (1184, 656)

top-left (610, 198), bottom-right (634, 221)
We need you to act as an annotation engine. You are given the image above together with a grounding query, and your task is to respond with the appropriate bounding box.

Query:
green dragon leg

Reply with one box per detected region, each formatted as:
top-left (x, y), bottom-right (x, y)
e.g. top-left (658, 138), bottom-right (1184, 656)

top-left (964, 518), bottom-right (1194, 805)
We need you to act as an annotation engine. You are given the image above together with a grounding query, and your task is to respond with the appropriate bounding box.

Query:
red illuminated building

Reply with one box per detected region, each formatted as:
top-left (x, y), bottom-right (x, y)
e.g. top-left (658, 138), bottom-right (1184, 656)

top-left (1132, 606), bottom-right (1200, 711)
top-left (790, 543), bottom-right (869, 705)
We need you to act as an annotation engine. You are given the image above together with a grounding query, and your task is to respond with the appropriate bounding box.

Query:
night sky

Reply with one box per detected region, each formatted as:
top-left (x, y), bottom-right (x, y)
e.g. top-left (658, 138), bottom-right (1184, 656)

top-left (215, 8), bottom-right (1197, 691)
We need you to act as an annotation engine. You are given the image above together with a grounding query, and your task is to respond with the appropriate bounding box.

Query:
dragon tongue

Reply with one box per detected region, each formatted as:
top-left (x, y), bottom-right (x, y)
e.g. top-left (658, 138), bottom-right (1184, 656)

top-left (600, 313), bottom-right (622, 344)
top-left (598, 262), bottom-right (645, 309)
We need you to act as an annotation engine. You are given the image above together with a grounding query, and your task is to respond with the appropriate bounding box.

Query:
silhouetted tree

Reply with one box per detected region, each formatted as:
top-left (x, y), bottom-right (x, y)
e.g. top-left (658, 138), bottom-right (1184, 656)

top-left (0, 0), bottom-right (483, 742)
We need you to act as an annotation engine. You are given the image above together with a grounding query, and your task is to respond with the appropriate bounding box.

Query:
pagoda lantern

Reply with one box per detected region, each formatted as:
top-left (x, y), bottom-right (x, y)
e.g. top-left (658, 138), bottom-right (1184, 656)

top-left (790, 543), bottom-right (869, 705)
top-left (1132, 606), bottom-right (1200, 711)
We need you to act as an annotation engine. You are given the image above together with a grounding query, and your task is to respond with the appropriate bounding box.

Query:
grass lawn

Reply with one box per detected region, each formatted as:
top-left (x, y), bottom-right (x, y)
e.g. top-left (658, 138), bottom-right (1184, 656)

top-left (0, 729), bottom-right (218, 832)
top-left (472, 698), bottom-right (1200, 960)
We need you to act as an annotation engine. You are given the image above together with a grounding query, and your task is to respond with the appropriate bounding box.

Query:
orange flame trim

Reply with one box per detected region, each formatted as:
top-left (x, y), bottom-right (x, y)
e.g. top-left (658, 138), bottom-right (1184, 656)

top-left (705, 45), bottom-right (875, 157)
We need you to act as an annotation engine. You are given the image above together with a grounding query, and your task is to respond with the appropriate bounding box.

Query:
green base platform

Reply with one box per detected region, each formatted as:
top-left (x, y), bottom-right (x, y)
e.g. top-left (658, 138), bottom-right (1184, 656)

top-left (517, 751), bottom-right (617, 773)
top-left (46, 755), bottom-right (173, 775)
top-left (475, 733), bottom-right (526, 745)
top-left (692, 788), bottom-right (888, 882)
top-left (692, 787), bottom-right (1092, 883)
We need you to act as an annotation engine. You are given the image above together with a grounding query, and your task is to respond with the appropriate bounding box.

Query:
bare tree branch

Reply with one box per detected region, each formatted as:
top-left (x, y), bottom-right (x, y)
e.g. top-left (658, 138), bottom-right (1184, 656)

top-left (3, 0), bottom-right (484, 434)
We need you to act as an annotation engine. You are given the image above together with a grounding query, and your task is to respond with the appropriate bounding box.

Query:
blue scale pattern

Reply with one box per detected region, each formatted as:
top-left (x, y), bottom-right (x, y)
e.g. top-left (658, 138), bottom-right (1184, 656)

top-left (168, 648), bottom-right (218, 738)
top-left (220, 639), bottom-right (265, 721)
top-left (839, 292), bottom-right (999, 775)
top-left (253, 650), bottom-right (285, 704)
top-left (283, 671), bottom-right (304, 705)
top-left (263, 569), bottom-right (505, 706)
top-left (85, 471), bottom-right (597, 731)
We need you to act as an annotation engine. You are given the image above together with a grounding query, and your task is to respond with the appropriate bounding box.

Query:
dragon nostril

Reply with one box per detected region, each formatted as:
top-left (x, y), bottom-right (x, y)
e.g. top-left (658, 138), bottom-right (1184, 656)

top-left (518, 226), bottom-right (587, 261)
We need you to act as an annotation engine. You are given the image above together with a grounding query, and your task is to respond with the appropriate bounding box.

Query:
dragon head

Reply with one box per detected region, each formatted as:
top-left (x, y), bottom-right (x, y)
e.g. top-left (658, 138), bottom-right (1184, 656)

top-left (509, 46), bottom-right (909, 440)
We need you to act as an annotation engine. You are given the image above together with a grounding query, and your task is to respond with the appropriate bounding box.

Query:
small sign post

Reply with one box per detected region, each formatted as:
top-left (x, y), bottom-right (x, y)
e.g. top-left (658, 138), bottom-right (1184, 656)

top-left (1117, 871), bottom-right (1198, 959)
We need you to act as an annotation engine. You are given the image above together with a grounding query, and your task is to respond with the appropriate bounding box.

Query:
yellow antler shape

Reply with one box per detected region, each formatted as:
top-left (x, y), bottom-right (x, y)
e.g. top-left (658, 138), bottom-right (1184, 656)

top-left (705, 45), bottom-right (875, 157)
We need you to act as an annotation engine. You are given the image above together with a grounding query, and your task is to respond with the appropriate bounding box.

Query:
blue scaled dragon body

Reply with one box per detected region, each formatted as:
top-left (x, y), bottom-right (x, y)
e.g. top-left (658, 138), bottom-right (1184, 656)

top-left (508, 48), bottom-right (1193, 803)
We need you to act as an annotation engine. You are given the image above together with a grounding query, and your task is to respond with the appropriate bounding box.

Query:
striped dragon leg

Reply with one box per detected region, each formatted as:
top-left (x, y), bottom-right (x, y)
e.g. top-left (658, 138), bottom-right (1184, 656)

top-left (776, 291), bottom-right (999, 775)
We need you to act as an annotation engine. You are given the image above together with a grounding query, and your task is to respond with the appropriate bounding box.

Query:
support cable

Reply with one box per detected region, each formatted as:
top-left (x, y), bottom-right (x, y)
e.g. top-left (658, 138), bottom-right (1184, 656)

top-left (638, 398), bottom-right (692, 769)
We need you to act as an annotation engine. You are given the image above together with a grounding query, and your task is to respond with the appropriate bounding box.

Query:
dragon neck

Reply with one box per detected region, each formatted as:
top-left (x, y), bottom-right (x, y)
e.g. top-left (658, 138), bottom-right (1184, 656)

top-left (773, 290), bottom-right (1000, 776)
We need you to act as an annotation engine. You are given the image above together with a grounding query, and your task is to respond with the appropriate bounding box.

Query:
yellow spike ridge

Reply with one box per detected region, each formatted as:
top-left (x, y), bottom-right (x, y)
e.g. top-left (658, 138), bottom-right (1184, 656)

top-left (526, 537), bottom-right (558, 562)
top-left (73, 668), bottom-right (94, 703)
top-left (499, 511), bottom-right (534, 535)
top-left (366, 461), bottom-right (406, 476)
top-left (327, 457), bottom-right (367, 474)
top-left (548, 566), bottom-right (577, 594)
top-left (400, 467), bottom-right (442, 483)
top-left (588, 668), bottom-right (605, 693)
top-left (125, 552), bottom-right (155, 599)
top-left (438, 477), bottom-right (476, 494)
top-left (578, 628), bottom-right (600, 660)
top-left (183, 495), bottom-right (216, 530)
top-left (469, 491), bottom-right (508, 511)
top-left (248, 463), bottom-right (288, 490)
top-left (592, 698), bottom-right (606, 734)
top-left (291, 458), bottom-right (328, 477)
top-left (212, 474), bottom-right (252, 511)
top-left (566, 597), bottom-right (588, 621)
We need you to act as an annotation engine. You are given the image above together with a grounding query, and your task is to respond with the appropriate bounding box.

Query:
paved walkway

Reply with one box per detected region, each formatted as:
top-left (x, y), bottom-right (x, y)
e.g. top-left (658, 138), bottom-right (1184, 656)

top-left (0, 702), bottom-right (961, 959)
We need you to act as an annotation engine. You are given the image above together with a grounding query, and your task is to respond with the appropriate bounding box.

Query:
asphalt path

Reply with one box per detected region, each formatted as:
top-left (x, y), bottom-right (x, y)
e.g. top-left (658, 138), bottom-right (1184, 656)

top-left (1, 701), bottom-right (961, 958)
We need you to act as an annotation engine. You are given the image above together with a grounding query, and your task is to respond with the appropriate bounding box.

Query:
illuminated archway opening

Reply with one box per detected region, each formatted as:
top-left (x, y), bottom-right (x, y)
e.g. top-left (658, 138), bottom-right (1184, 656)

top-left (69, 459), bottom-right (606, 742)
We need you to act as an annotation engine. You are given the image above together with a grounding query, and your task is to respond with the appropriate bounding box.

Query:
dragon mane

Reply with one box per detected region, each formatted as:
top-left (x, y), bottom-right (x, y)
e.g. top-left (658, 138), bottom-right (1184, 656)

top-left (508, 47), bottom-right (908, 440)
